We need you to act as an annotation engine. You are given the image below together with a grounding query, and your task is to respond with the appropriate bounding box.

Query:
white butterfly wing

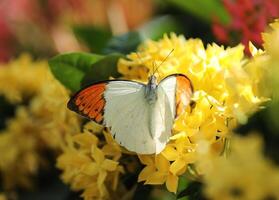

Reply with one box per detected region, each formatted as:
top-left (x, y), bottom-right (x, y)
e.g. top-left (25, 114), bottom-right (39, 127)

top-left (152, 74), bottom-right (193, 153)
top-left (150, 76), bottom-right (177, 153)
top-left (103, 76), bottom-right (178, 154)
top-left (103, 81), bottom-right (156, 154)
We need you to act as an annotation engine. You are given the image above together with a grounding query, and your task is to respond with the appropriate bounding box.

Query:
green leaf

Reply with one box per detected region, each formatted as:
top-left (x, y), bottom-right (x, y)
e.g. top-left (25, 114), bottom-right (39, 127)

top-left (103, 32), bottom-right (142, 54)
top-left (73, 26), bottom-right (112, 53)
top-left (81, 53), bottom-right (124, 87)
top-left (177, 181), bottom-right (202, 199)
top-left (103, 16), bottom-right (182, 54)
top-left (165, 0), bottom-right (231, 24)
top-left (49, 52), bottom-right (103, 92)
top-left (139, 15), bottom-right (182, 40)
top-left (177, 177), bottom-right (189, 200)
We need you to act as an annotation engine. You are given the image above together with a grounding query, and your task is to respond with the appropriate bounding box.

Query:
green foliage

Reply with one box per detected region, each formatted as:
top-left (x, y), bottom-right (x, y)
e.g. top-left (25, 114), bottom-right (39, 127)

top-left (177, 177), bottom-right (189, 200)
top-left (81, 53), bottom-right (123, 87)
top-left (164, 0), bottom-right (231, 24)
top-left (104, 16), bottom-right (182, 55)
top-left (49, 52), bottom-right (124, 93)
top-left (104, 32), bottom-right (142, 54)
top-left (75, 16), bottom-right (182, 55)
top-left (73, 26), bottom-right (112, 53)
top-left (139, 16), bottom-right (182, 40)
top-left (49, 52), bottom-right (103, 92)
top-left (177, 181), bottom-right (204, 200)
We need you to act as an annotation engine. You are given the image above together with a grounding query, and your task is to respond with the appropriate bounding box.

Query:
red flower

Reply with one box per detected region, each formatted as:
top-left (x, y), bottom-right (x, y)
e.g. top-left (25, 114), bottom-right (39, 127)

top-left (0, 13), bottom-right (14, 62)
top-left (213, 0), bottom-right (279, 54)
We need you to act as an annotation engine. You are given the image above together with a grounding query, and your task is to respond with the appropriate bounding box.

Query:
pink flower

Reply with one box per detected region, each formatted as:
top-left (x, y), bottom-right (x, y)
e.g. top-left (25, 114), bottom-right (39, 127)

top-left (213, 0), bottom-right (279, 54)
top-left (0, 14), bottom-right (14, 62)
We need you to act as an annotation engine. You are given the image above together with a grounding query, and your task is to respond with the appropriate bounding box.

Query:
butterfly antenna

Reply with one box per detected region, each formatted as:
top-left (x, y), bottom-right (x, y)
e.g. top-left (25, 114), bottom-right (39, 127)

top-left (153, 49), bottom-right (174, 74)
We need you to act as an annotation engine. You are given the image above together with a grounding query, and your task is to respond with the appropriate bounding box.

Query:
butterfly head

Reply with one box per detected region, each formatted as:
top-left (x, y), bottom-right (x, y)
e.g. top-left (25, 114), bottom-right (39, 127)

top-left (148, 74), bottom-right (158, 86)
top-left (145, 75), bottom-right (158, 104)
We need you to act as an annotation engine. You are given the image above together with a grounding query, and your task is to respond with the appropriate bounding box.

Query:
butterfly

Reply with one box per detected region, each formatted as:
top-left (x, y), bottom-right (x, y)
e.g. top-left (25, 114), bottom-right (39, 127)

top-left (68, 72), bottom-right (193, 154)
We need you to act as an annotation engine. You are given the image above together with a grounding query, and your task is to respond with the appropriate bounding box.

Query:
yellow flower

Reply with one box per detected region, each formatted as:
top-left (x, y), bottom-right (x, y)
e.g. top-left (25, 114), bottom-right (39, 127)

top-left (0, 54), bottom-right (79, 189)
top-left (0, 54), bottom-right (47, 103)
top-left (263, 19), bottom-right (279, 59)
top-left (256, 19), bottom-right (279, 130)
top-left (57, 122), bottom-right (124, 200)
top-left (202, 135), bottom-right (279, 200)
top-left (162, 137), bottom-right (196, 175)
top-left (138, 154), bottom-right (178, 193)
top-left (82, 146), bottom-right (119, 197)
top-left (261, 20), bottom-right (279, 96)
top-left (118, 33), bottom-right (266, 192)
top-left (102, 130), bottom-right (122, 161)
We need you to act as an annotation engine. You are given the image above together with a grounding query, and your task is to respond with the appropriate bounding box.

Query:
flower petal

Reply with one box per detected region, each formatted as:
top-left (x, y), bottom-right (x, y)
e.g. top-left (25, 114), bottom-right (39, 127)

top-left (101, 159), bottom-right (118, 171)
top-left (169, 157), bottom-right (187, 175)
top-left (155, 154), bottom-right (170, 173)
top-left (138, 155), bottom-right (154, 165)
top-left (166, 173), bottom-right (178, 193)
top-left (162, 145), bottom-right (178, 161)
top-left (182, 152), bottom-right (197, 164)
top-left (91, 146), bottom-right (105, 163)
top-left (175, 137), bottom-right (192, 152)
top-left (102, 145), bottom-right (121, 160)
top-left (81, 163), bottom-right (99, 176)
top-left (145, 171), bottom-right (166, 185)
top-left (84, 121), bottom-right (103, 133)
top-left (95, 171), bottom-right (109, 198)
top-left (138, 166), bottom-right (156, 182)
top-left (73, 133), bottom-right (98, 149)
top-left (97, 170), bottom-right (107, 188)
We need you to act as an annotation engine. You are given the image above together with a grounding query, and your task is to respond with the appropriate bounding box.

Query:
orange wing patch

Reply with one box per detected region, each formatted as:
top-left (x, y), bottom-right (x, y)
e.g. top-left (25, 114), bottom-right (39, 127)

top-left (175, 75), bottom-right (193, 117)
top-left (68, 83), bottom-right (106, 124)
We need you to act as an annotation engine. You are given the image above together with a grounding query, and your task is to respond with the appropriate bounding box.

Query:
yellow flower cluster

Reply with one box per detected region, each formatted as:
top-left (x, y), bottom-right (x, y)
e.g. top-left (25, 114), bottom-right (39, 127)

top-left (263, 19), bottom-right (279, 61)
top-left (246, 20), bottom-right (279, 130)
top-left (262, 20), bottom-right (279, 99)
top-left (138, 136), bottom-right (196, 193)
top-left (118, 33), bottom-right (266, 192)
top-left (202, 135), bottom-right (279, 200)
top-left (57, 122), bottom-right (124, 200)
top-left (0, 55), bottom-right (79, 189)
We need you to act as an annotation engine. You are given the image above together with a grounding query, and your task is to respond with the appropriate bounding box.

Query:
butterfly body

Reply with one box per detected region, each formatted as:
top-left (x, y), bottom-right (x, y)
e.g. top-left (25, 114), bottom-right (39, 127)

top-left (145, 75), bottom-right (158, 105)
top-left (68, 74), bottom-right (193, 154)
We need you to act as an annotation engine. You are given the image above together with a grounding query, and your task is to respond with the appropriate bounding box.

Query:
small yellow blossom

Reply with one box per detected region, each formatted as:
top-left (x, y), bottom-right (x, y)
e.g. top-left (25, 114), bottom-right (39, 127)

top-left (118, 33), bottom-right (266, 192)
top-left (138, 154), bottom-right (179, 193)
top-left (256, 19), bottom-right (279, 130)
top-left (102, 130), bottom-right (122, 161)
top-left (262, 20), bottom-right (279, 94)
top-left (0, 54), bottom-right (47, 103)
top-left (202, 135), bottom-right (279, 200)
top-left (0, 55), bottom-right (79, 189)
top-left (57, 122), bottom-right (124, 200)
top-left (263, 19), bottom-right (279, 59)
top-left (162, 137), bottom-right (196, 175)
